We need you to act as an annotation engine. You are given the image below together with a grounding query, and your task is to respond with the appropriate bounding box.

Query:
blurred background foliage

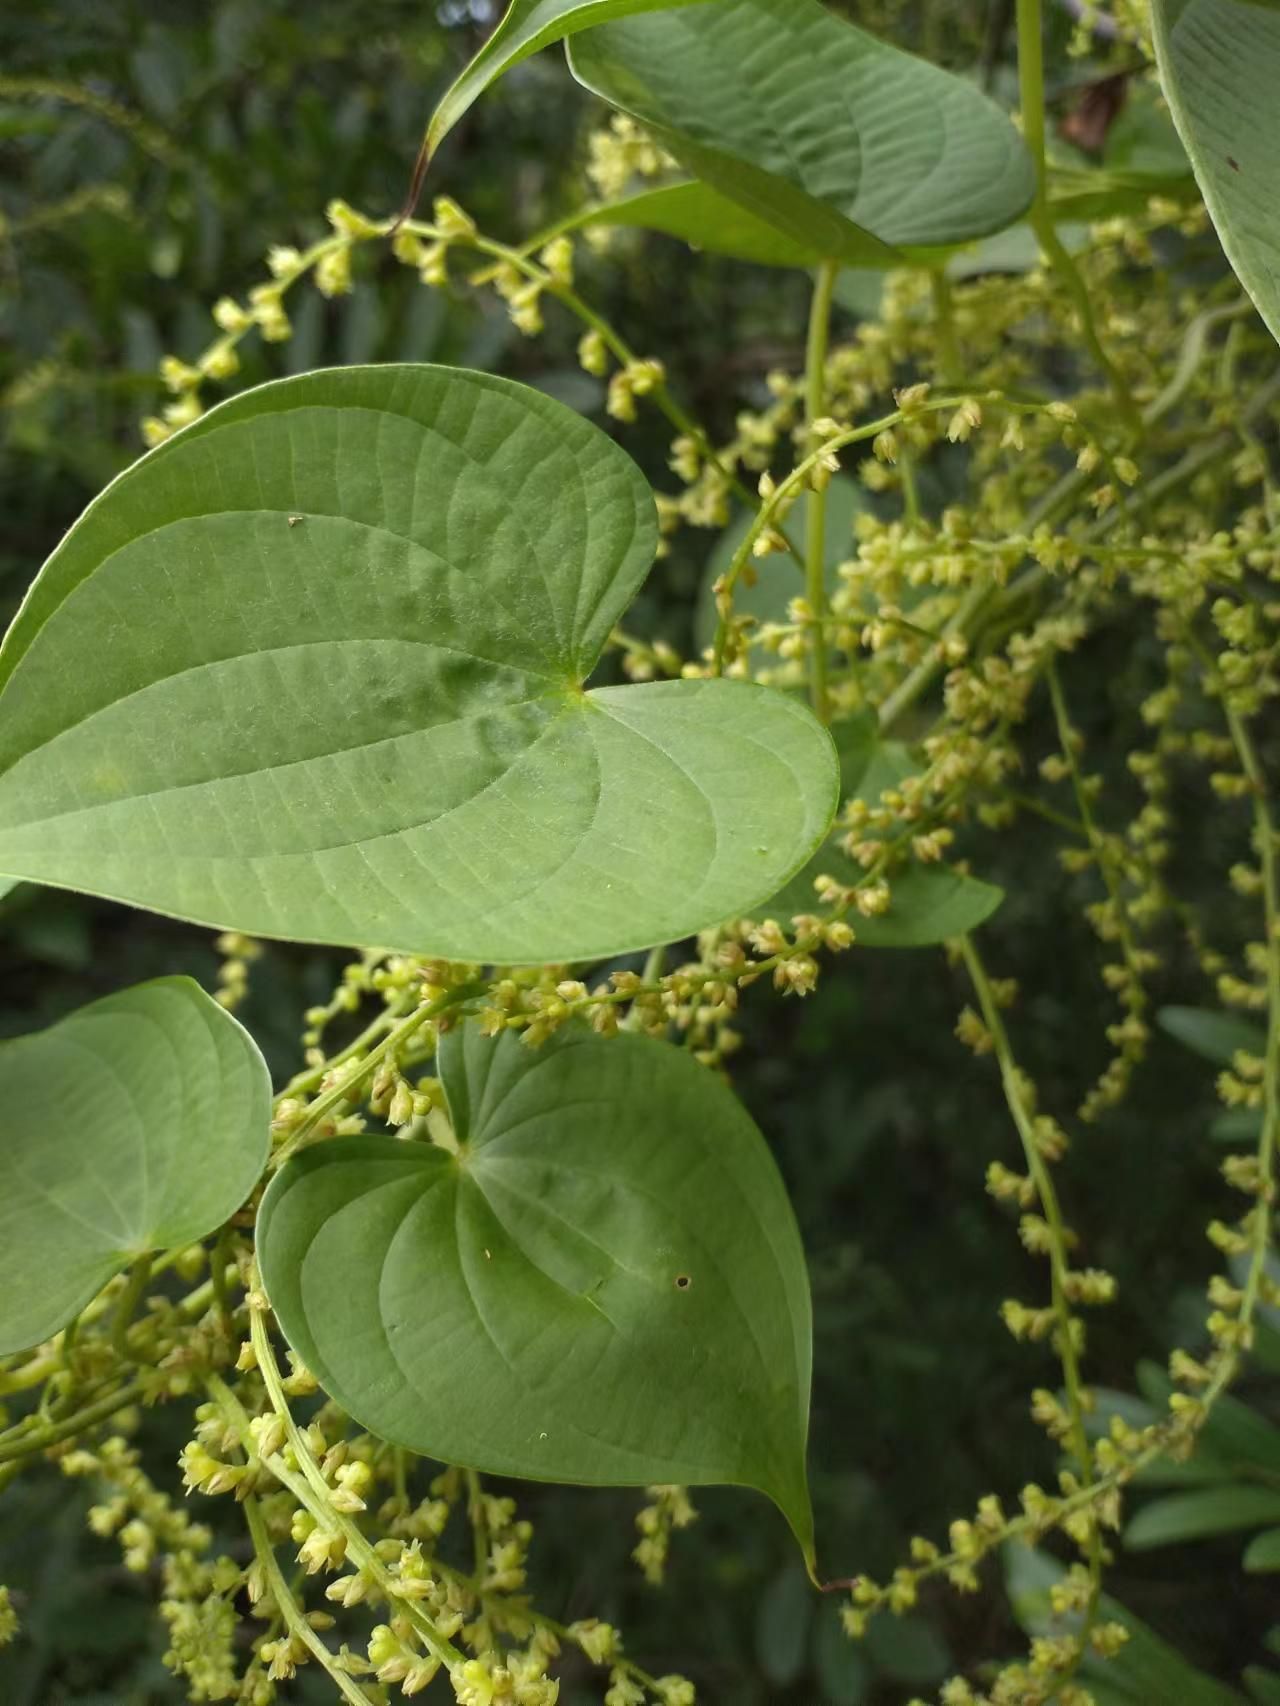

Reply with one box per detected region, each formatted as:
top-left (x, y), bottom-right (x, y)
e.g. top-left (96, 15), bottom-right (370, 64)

top-left (1, 1), bottom-right (1277, 1701)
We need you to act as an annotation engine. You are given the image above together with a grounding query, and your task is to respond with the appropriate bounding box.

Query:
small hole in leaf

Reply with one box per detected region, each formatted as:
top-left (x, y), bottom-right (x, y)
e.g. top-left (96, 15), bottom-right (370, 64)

top-left (674, 1274), bottom-right (691, 1291)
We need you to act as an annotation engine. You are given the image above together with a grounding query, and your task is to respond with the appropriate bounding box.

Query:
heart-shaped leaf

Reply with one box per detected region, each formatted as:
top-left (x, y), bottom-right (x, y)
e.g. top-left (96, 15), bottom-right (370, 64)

top-left (0, 977), bottom-right (270, 1353)
top-left (567, 0), bottom-right (1035, 266)
top-left (754, 723), bottom-right (1004, 946)
top-left (425, 0), bottom-right (714, 160)
top-left (0, 365), bottom-right (836, 963)
top-left (1153, 0), bottom-right (1280, 346)
top-left (258, 1021), bottom-right (815, 1560)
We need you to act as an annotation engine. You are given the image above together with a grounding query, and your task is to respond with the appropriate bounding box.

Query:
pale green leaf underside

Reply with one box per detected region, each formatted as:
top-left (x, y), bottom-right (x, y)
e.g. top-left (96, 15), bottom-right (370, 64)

top-left (559, 180), bottom-right (824, 269)
top-left (0, 365), bottom-right (837, 962)
top-left (259, 1023), bottom-right (815, 1556)
top-left (425, 0), bottom-right (714, 158)
top-left (0, 977), bottom-right (270, 1353)
top-left (1153, 0), bottom-right (1280, 346)
top-left (568, 0), bottom-right (1034, 265)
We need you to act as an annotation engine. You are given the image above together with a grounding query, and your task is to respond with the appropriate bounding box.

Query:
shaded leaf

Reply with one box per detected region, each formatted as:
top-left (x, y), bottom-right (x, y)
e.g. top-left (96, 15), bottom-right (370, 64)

top-left (0, 366), bottom-right (837, 963)
top-left (1245, 1528), bottom-right (1280, 1572)
top-left (1212, 1107), bottom-right (1265, 1145)
top-left (755, 730), bottom-right (1003, 946)
top-left (0, 977), bottom-right (270, 1353)
top-left (694, 476), bottom-right (871, 651)
top-left (1158, 1005), bottom-right (1267, 1066)
top-left (425, 0), bottom-right (714, 159)
top-left (1153, 0), bottom-right (1280, 346)
top-left (756, 1558), bottom-right (812, 1685)
top-left (814, 1605), bottom-right (871, 1704)
top-left (1006, 1542), bottom-right (1248, 1705)
top-left (1125, 1485), bottom-right (1280, 1550)
top-left (258, 1022), bottom-right (815, 1559)
top-left (946, 221), bottom-right (1088, 280)
top-left (568, 0), bottom-right (1034, 265)
top-left (1135, 1357), bottom-right (1280, 1475)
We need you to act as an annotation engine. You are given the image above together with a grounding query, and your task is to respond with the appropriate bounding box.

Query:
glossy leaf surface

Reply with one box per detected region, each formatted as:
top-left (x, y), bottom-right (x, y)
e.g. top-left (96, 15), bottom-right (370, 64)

top-left (568, 0), bottom-right (1034, 265)
top-left (0, 365), bottom-right (836, 962)
top-left (259, 1023), bottom-right (815, 1557)
top-left (0, 977), bottom-right (269, 1353)
top-left (1153, 0), bottom-right (1280, 345)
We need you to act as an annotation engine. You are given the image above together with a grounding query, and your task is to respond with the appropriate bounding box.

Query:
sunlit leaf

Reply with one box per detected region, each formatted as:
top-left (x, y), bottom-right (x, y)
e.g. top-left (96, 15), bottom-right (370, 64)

top-left (0, 365), bottom-right (837, 963)
top-left (259, 1022), bottom-right (815, 1560)
top-left (555, 178), bottom-right (822, 268)
top-left (0, 977), bottom-right (270, 1353)
top-left (567, 0), bottom-right (1034, 265)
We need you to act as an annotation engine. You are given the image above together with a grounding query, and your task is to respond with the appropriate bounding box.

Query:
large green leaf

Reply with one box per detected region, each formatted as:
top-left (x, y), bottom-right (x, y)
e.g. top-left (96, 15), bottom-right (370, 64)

top-left (753, 724), bottom-right (1004, 946)
top-left (1153, 0), bottom-right (1280, 346)
top-left (0, 365), bottom-right (836, 963)
top-left (0, 977), bottom-right (270, 1354)
top-left (567, 0), bottom-right (1034, 266)
top-left (258, 1022), bottom-right (815, 1559)
top-left (1246, 1528), bottom-right (1280, 1573)
top-left (424, 0), bottom-right (714, 160)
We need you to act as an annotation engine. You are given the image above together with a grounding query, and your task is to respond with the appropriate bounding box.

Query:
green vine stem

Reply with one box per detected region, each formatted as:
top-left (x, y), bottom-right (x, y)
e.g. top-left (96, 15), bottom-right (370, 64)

top-left (1014, 0), bottom-right (1137, 430)
top-left (959, 934), bottom-right (1104, 1656)
top-left (111, 1253), bottom-right (153, 1361)
top-left (246, 1300), bottom-right (466, 1671)
top-left (804, 259), bottom-right (839, 724)
top-left (243, 1494), bottom-right (381, 1706)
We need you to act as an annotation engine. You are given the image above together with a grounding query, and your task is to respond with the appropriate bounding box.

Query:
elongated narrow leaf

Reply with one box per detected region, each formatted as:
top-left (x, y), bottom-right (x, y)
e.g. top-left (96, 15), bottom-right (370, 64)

top-left (0, 977), bottom-right (269, 1353)
top-left (1136, 1356), bottom-right (1280, 1474)
top-left (426, 0), bottom-right (713, 159)
top-left (1158, 1006), bottom-right (1267, 1066)
top-left (259, 1023), bottom-right (815, 1559)
top-left (0, 366), bottom-right (836, 963)
top-left (1125, 1485), bottom-right (1280, 1550)
top-left (754, 726), bottom-right (1004, 946)
top-left (1006, 1543), bottom-right (1248, 1706)
top-left (568, 0), bottom-right (1034, 265)
top-left (1153, 0), bottom-right (1280, 346)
